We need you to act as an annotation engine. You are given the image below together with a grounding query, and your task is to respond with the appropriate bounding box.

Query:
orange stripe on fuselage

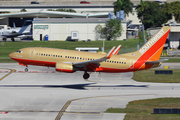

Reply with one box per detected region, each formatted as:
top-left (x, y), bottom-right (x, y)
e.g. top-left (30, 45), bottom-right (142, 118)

top-left (11, 57), bottom-right (135, 73)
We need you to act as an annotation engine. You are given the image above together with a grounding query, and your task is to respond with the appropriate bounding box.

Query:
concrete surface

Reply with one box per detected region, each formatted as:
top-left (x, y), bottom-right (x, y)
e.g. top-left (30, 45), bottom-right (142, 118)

top-left (0, 63), bottom-right (180, 120)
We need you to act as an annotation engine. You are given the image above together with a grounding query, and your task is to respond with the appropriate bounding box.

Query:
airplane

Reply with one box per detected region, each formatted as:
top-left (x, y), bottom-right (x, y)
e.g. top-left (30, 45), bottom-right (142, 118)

top-left (9, 26), bottom-right (170, 79)
top-left (0, 20), bottom-right (32, 42)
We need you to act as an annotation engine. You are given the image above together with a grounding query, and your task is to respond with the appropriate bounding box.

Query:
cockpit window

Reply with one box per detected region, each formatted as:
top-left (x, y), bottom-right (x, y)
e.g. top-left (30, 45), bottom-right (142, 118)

top-left (16, 50), bottom-right (23, 53)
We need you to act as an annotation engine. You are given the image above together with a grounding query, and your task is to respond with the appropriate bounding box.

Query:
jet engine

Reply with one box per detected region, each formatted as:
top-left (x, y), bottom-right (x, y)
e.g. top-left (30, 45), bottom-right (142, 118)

top-left (55, 63), bottom-right (74, 73)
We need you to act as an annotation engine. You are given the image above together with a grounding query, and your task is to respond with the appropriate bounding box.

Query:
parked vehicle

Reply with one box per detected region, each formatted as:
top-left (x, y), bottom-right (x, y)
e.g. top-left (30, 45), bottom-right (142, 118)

top-left (31, 1), bottom-right (39, 4)
top-left (80, 1), bottom-right (90, 4)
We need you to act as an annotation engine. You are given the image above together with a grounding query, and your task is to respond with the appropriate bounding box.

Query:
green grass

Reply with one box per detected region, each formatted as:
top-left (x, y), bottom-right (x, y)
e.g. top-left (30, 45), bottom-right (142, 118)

top-left (133, 69), bottom-right (180, 83)
top-left (106, 98), bottom-right (180, 120)
top-left (0, 39), bottom-right (139, 57)
top-left (0, 58), bottom-right (16, 63)
top-left (164, 58), bottom-right (180, 63)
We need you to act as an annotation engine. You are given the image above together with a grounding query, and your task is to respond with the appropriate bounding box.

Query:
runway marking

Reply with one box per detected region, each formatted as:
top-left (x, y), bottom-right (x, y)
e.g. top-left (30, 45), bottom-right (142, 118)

top-left (0, 110), bottom-right (59, 112)
top-left (0, 68), bottom-right (16, 81)
top-left (55, 94), bottom-right (155, 120)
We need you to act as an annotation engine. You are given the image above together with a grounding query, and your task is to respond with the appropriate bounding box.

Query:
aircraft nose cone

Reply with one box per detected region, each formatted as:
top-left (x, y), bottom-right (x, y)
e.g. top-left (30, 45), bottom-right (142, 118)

top-left (9, 53), bottom-right (14, 58)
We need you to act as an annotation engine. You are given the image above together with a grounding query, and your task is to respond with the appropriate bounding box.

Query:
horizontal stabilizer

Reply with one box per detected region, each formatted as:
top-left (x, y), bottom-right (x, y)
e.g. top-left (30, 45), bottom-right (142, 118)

top-left (145, 59), bottom-right (168, 64)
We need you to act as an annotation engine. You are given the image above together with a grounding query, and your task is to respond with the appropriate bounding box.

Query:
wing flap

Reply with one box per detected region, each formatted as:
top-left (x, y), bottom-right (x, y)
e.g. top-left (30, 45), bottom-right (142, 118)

top-left (73, 46), bottom-right (116, 69)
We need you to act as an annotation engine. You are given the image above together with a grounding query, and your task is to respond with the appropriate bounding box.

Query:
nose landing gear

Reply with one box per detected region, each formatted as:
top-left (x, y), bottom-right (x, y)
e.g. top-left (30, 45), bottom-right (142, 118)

top-left (25, 67), bottom-right (28, 72)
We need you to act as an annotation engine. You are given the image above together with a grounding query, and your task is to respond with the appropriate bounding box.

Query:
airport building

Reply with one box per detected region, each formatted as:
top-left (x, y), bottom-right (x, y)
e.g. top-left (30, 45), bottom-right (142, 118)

top-left (32, 17), bottom-right (127, 41)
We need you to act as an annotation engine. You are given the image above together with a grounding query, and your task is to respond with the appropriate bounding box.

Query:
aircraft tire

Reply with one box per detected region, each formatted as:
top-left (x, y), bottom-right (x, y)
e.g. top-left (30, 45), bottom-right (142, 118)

top-left (83, 73), bottom-right (90, 79)
top-left (3, 38), bottom-right (6, 41)
top-left (25, 68), bottom-right (28, 72)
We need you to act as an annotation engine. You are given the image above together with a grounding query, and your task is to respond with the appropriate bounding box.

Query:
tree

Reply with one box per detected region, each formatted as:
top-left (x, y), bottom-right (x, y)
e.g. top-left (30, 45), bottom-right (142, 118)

top-left (170, 1), bottom-right (180, 23)
top-left (113, 0), bottom-right (133, 16)
top-left (136, 1), bottom-right (168, 29)
top-left (96, 19), bottom-right (123, 40)
top-left (48, 8), bottom-right (76, 13)
top-left (20, 8), bottom-right (27, 12)
top-left (136, 0), bottom-right (149, 21)
top-left (161, 2), bottom-right (173, 21)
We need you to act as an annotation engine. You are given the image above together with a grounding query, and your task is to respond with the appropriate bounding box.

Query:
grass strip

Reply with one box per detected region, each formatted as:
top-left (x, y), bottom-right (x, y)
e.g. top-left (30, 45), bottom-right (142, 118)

top-left (133, 69), bottom-right (180, 83)
top-left (0, 39), bottom-right (139, 57)
top-left (106, 98), bottom-right (180, 120)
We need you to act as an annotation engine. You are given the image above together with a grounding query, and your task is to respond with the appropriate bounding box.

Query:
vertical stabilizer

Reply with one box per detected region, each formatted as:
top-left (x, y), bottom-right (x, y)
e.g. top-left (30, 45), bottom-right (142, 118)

top-left (137, 26), bottom-right (170, 61)
top-left (18, 20), bottom-right (32, 34)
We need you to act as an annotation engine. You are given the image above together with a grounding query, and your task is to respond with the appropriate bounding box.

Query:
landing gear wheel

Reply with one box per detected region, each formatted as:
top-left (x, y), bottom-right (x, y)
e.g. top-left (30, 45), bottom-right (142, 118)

top-left (83, 73), bottom-right (90, 79)
top-left (25, 68), bottom-right (28, 72)
top-left (3, 38), bottom-right (6, 41)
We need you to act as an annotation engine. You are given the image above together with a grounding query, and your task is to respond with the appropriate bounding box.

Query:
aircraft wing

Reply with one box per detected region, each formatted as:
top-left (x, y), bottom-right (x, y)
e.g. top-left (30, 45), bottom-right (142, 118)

top-left (145, 59), bottom-right (168, 64)
top-left (72, 46), bottom-right (116, 69)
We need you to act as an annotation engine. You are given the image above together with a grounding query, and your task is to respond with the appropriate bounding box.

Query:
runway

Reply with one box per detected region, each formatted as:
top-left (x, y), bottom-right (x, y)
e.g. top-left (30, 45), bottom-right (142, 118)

top-left (0, 63), bottom-right (180, 120)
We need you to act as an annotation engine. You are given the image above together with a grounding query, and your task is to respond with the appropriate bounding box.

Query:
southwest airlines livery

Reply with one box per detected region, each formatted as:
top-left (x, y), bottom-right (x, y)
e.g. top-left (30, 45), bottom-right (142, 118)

top-left (9, 26), bottom-right (170, 79)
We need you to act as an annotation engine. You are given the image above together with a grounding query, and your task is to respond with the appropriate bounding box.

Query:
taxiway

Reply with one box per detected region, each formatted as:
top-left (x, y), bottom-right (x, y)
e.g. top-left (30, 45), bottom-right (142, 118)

top-left (0, 63), bottom-right (180, 120)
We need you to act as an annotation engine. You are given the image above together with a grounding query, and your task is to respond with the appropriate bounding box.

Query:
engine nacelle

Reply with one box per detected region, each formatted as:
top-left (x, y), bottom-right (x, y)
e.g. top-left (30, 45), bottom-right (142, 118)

top-left (56, 63), bottom-right (74, 73)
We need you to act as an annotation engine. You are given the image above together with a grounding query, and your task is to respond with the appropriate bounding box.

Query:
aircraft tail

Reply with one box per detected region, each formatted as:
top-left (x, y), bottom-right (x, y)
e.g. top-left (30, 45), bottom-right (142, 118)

top-left (137, 26), bottom-right (170, 62)
top-left (18, 20), bottom-right (32, 34)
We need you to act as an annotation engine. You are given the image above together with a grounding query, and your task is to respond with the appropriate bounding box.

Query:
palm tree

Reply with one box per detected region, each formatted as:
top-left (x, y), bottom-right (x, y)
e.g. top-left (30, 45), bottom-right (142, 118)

top-left (135, 0), bottom-right (149, 21)
top-left (113, 0), bottom-right (133, 16)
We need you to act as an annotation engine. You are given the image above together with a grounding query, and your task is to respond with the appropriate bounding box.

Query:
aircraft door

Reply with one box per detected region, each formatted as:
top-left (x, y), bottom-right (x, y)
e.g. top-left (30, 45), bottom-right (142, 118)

top-left (130, 59), bottom-right (135, 69)
top-left (29, 49), bottom-right (35, 58)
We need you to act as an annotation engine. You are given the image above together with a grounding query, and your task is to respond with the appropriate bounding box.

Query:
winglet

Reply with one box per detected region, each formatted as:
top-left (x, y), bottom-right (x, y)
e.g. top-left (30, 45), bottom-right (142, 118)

top-left (105, 46), bottom-right (116, 59)
top-left (113, 45), bottom-right (121, 55)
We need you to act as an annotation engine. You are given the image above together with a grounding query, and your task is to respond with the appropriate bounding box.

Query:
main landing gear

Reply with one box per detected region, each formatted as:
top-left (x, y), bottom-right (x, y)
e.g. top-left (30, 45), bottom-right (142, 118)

top-left (83, 71), bottom-right (90, 79)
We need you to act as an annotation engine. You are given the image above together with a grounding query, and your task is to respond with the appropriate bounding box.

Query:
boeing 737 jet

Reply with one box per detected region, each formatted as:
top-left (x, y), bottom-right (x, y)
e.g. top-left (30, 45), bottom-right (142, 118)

top-left (9, 26), bottom-right (170, 79)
